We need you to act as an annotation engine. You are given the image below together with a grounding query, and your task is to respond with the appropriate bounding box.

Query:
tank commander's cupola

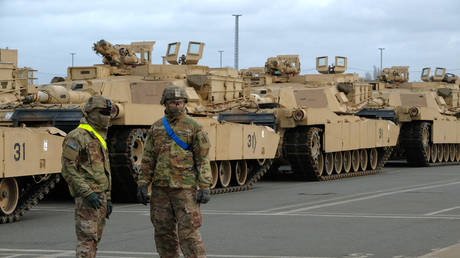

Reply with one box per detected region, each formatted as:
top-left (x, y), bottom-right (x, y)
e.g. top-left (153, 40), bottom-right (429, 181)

top-left (165, 41), bottom-right (205, 65)
top-left (316, 56), bottom-right (347, 74)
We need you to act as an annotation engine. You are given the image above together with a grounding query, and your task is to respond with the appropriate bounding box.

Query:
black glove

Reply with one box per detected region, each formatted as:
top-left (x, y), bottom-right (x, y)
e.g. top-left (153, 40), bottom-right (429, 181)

top-left (137, 186), bottom-right (149, 205)
top-left (85, 192), bottom-right (102, 209)
top-left (196, 190), bottom-right (211, 204)
top-left (106, 201), bottom-right (113, 219)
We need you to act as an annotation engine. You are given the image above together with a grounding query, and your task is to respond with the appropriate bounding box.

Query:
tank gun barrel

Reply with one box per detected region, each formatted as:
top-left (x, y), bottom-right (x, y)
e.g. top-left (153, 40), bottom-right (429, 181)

top-left (22, 85), bottom-right (91, 104)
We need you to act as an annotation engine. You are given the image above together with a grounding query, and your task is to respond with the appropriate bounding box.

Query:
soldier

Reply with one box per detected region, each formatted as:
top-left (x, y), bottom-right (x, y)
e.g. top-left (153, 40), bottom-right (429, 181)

top-left (61, 95), bottom-right (113, 258)
top-left (137, 85), bottom-right (212, 258)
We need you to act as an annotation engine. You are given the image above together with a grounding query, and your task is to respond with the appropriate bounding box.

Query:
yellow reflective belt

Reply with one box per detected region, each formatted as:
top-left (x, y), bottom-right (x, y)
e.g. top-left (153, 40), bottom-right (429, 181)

top-left (78, 124), bottom-right (107, 150)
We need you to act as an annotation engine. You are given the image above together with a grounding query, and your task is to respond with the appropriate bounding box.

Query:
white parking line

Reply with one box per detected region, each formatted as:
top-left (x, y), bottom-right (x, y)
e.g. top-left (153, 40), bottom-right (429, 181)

top-left (277, 180), bottom-right (460, 214)
top-left (425, 205), bottom-right (460, 216)
top-left (260, 179), bottom-right (458, 213)
top-left (37, 250), bottom-right (74, 258)
top-left (0, 248), bottom-right (325, 258)
top-left (32, 207), bottom-right (460, 220)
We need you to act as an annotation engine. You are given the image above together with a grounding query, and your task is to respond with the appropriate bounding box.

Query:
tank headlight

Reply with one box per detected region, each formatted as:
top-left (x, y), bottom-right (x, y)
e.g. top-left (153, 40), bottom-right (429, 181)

top-left (293, 109), bottom-right (305, 121)
top-left (408, 107), bottom-right (419, 117)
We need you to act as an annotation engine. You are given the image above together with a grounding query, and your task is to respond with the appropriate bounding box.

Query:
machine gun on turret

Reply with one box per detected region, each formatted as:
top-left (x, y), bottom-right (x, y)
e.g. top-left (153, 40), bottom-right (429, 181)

top-left (92, 39), bottom-right (155, 74)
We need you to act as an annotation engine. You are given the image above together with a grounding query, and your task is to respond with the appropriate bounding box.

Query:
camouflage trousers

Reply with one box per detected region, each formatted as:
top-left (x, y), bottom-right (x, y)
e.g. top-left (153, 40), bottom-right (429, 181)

top-left (74, 193), bottom-right (107, 258)
top-left (150, 187), bottom-right (206, 258)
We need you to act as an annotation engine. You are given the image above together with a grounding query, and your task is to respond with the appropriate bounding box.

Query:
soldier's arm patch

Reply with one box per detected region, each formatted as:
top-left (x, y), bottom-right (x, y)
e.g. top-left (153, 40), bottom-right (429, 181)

top-left (68, 140), bottom-right (78, 150)
top-left (62, 140), bottom-right (79, 161)
top-left (199, 131), bottom-right (208, 144)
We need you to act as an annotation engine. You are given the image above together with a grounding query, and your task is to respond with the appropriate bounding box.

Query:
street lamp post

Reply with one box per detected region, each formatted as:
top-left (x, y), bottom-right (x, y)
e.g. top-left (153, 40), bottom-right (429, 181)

top-left (378, 48), bottom-right (385, 74)
top-left (70, 52), bottom-right (76, 67)
top-left (232, 14), bottom-right (242, 70)
top-left (218, 50), bottom-right (224, 68)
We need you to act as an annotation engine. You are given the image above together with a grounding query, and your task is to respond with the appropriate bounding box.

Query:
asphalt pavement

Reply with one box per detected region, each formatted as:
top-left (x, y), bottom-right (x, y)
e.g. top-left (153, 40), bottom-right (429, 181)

top-left (2, 163), bottom-right (460, 258)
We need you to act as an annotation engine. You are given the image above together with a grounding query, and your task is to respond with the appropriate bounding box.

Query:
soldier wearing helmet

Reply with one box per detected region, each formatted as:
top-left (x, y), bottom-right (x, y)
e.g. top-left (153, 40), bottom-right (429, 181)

top-left (137, 84), bottom-right (212, 258)
top-left (61, 95), bottom-right (113, 258)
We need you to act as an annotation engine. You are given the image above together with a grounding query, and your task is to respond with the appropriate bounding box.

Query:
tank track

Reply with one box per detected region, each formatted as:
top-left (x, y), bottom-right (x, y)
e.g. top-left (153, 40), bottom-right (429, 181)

top-left (400, 121), bottom-right (460, 167)
top-left (210, 159), bottom-right (274, 194)
top-left (284, 126), bottom-right (393, 181)
top-left (0, 174), bottom-right (61, 224)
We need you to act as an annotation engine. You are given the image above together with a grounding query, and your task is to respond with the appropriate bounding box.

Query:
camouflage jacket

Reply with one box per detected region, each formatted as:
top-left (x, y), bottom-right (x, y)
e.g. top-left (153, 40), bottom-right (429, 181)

top-left (138, 113), bottom-right (212, 190)
top-left (61, 119), bottom-right (112, 200)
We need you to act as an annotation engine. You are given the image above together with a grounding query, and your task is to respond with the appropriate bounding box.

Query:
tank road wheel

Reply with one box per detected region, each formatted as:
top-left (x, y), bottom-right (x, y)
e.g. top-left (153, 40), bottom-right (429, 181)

top-left (457, 144), bottom-right (460, 162)
top-left (424, 144), bottom-right (431, 163)
top-left (317, 153), bottom-right (325, 176)
top-left (437, 144), bottom-right (444, 163)
top-left (233, 160), bottom-right (248, 186)
top-left (306, 127), bottom-right (324, 175)
top-left (449, 144), bottom-right (456, 162)
top-left (368, 148), bottom-right (378, 170)
top-left (0, 178), bottom-right (19, 216)
top-left (431, 144), bottom-right (438, 163)
top-left (343, 151), bottom-right (352, 173)
top-left (127, 129), bottom-right (147, 172)
top-left (210, 161), bottom-right (218, 189)
top-left (351, 150), bottom-right (360, 172)
top-left (360, 149), bottom-right (368, 171)
top-left (334, 152), bottom-right (343, 174)
top-left (324, 153), bottom-right (334, 176)
top-left (218, 161), bottom-right (232, 188)
top-left (443, 144), bottom-right (449, 162)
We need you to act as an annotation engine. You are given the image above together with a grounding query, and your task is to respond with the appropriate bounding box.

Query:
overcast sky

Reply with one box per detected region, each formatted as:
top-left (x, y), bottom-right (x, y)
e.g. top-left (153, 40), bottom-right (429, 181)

top-left (1, 0), bottom-right (459, 84)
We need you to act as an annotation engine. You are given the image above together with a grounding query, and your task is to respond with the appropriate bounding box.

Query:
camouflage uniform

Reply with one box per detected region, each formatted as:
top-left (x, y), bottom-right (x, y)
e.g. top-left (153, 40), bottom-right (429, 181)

top-left (138, 110), bottom-right (212, 258)
top-left (61, 96), bottom-right (112, 258)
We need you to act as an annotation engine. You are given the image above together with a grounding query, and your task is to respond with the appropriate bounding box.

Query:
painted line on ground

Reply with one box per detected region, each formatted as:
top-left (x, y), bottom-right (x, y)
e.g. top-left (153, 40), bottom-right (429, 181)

top-left (260, 179), bottom-right (458, 213)
top-left (33, 180), bottom-right (460, 215)
top-left (31, 207), bottom-right (460, 220)
top-left (425, 205), bottom-right (460, 216)
top-left (0, 248), bottom-right (325, 258)
top-left (200, 211), bottom-right (460, 220)
top-left (276, 180), bottom-right (460, 214)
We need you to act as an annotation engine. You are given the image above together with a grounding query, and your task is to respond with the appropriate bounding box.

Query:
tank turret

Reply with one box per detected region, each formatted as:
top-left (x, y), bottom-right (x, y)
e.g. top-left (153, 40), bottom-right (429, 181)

top-left (0, 48), bottom-right (37, 104)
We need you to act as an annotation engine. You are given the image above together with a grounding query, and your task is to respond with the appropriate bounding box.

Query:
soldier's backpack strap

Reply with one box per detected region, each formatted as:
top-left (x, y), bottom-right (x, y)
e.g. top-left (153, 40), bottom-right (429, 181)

top-left (162, 117), bottom-right (191, 150)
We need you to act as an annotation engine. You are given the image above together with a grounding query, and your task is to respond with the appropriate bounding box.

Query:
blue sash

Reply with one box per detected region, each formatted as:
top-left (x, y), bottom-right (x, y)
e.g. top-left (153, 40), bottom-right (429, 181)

top-left (162, 117), bottom-right (190, 150)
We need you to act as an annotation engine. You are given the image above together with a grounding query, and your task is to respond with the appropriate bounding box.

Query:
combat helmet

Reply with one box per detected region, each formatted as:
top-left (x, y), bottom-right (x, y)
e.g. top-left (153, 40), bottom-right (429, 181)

top-left (83, 95), bottom-right (113, 115)
top-left (160, 85), bottom-right (188, 105)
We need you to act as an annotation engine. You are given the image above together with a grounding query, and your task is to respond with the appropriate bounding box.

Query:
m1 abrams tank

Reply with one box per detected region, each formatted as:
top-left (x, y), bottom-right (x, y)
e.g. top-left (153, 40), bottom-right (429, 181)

top-left (363, 66), bottom-right (460, 166)
top-left (241, 55), bottom-right (399, 180)
top-left (0, 48), bottom-right (63, 223)
top-left (3, 40), bottom-right (279, 202)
